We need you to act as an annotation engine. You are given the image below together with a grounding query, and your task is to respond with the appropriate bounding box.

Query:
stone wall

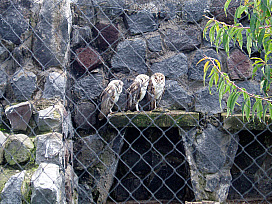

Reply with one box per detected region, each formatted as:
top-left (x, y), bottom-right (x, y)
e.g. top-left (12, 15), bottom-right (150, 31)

top-left (0, 0), bottom-right (270, 203)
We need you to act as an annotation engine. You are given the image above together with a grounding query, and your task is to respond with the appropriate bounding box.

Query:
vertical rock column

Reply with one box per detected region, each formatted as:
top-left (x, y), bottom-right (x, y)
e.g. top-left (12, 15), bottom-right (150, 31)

top-left (30, 0), bottom-right (75, 203)
top-left (179, 124), bottom-right (239, 203)
top-left (74, 129), bottom-right (125, 204)
top-left (33, 0), bottom-right (71, 69)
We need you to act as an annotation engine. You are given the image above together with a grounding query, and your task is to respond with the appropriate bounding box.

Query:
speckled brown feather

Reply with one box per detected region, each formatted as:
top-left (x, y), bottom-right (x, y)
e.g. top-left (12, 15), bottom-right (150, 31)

top-left (98, 80), bottom-right (123, 120)
top-left (127, 81), bottom-right (141, 111)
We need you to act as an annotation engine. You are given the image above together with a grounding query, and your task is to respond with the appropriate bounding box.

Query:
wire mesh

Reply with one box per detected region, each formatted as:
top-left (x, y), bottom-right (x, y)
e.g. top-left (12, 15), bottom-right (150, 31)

top-left (0, 0), bottom-right (271, 203)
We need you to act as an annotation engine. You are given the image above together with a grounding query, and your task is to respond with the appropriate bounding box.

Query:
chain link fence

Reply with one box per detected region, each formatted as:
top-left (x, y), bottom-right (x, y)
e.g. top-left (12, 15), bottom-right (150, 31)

top-left (0, 0), bottom-right (271, 203)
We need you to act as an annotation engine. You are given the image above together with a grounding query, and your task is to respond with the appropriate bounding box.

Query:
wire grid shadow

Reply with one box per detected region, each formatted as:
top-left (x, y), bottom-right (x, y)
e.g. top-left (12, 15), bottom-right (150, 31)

top-left (0, 0), bottom-right (271, 203)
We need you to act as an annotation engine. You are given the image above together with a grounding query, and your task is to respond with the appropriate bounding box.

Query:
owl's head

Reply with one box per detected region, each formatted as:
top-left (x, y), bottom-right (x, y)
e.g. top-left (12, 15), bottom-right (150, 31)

top-left (110, 80), bottom-right (124, 93)
top-left (152, 73), bottom-right (165, 85)
top-left (135, 74), bottom-right (150, 86)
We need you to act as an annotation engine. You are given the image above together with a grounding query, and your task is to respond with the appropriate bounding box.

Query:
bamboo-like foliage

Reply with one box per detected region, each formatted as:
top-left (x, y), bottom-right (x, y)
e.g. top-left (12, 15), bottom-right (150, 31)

top-left (201, 0), bottom-right (272, 122)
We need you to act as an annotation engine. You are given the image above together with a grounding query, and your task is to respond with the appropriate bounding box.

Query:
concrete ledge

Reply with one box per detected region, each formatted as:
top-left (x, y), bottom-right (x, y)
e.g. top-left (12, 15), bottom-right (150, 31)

top-left (222, 113), bottom-right (272, 130)
top-left (109, 110), bottom-right (199, 128)
top-left (109, 111), bottom-right (271, 130)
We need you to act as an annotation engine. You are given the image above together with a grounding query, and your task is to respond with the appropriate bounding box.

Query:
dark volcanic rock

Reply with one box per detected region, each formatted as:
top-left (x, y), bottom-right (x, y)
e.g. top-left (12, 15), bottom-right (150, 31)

top-left (147, 36), bottom-right (162, 52)
top-left (33, 0), bottom-right (71, 68)
top-left (150, 54), bottom-right (188, 79)
top-left (188, 49), bottom-right (221, 81)
top-left (43, 72), bottom-right (66, 99)
top-left (164, 29), bottom-right (201, 52)
top-left (0, 0), bottom-right (31, 44)
top-left (182, 0), bottom-right (209, 23)
top-left (193, 124), bottom-right (227, 174)
top-left (73, 134), bottom-right (104, 170)
top-left (194, 86), bottom-right (226, 114)
top-left (180, 124), bottom-right (239, 202)
top-left (161, 80), bottom-right (192, 110)
top-left (73, 72), bottom-right (104, 100)
top-left (92, 23), bottom-right (120, 51)
top-left (0, 46), bottom-right (9, 61)
top-left (11, 70), bottom-right (37, 101)
top-left (125, 10), bottom-right (158, 35)
top-left (71, 25), bottom-right (92, 47)
top-left (228, 49), bottom-right (252, 80)
top-left (74, 130), bottom-right (124, 203)
top-left (74, 101), bottom-right (97, 129)
top-left (92, 0), bottom-right (125, 17)
top-left (72, 0), bottom-right (95, 26)
top-left (0, 69), bottom-right (8, 98)
top-left (111, 38), bottom-right (147, 74)
top-left (210, 0), bottom-right (241, 24)
top-left (75, 47), bottom-right (103, 71)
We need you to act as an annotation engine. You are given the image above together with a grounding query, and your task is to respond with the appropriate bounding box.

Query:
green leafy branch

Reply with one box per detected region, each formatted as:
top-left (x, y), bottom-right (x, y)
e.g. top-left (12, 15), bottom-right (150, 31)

top-left (198, 55), bottom-right (272, 122)
top-left (201, 0), bottom-right (272, 122)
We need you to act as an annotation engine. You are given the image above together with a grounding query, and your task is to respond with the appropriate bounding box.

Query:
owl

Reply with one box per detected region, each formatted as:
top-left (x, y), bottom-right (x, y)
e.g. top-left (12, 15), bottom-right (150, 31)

top-left (147, 73), bottom-right (165, 110)
top-left (127, 74), bottom-right (150, 111)
top-left (98, 80), bottom-right (124, 120)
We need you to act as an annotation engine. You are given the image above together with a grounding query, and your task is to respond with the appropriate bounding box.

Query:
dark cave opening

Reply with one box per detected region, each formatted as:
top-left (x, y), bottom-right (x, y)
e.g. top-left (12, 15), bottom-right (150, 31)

top-left (109, 127), bottom-right (195, 203)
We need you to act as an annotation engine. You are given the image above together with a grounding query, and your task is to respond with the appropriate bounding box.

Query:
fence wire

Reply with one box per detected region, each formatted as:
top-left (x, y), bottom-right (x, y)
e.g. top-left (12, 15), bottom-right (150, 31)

top-left (0, 0), bottom-right (272, 203)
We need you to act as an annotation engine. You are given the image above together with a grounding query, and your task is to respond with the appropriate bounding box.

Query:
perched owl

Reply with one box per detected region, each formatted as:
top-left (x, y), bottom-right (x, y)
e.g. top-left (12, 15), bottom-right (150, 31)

top-left (98, 80), bottom-right (123, 120)
top-left (147, 73), bottom-right (165, 110)
top-left (127, 74), bottom-right (150, 111)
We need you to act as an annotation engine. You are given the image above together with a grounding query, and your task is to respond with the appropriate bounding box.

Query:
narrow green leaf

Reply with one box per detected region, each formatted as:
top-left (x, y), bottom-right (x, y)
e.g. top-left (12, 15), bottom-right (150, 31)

top-left (208, 67), bottom-right (215, 78)
top-left (269, 102), bottom-right (272, 120)
top-left (204, 61), bottom-right (210, 73)
top-left (263, 103), bottom-right (268, 122)
top-left (214, 71), bottom-right (219, 86)
top-left (227, 91), bottom-right (236, 117)
top-left (236, 29), bottom-right (243, 49)
top-left (224, 0), bottom-right (232, 15)
top-left (242, 100), bottom-right (249, 121)
top-left (223, 32), bottom-right (230, 55)
top-left (246, 33), bottom-right (253, 56)
top-left (203, 19), bottom-right (214, 39)
top-left (203, 61), bottom-right (210, 85)
top-left (252, 98), bottom-right (262, 121)
top-left (263, 35), bottom-right (270, 53)
top-left (245, 98), bottom-right (251, 121)
top-left (230, 91), bottom-right (241, 114)
top-left (214, 59), bottom-right (221, 71)
top-left (217, 77), bottom-right (224, 91)
top-left (250, 12), bottom-right (257, 34)
top-left (224, 82), bottom-right (232, 94)
top-left (258, 28), bottom-right (265, 49)
top-left (257, 98), bottom-right (263, 121)
top-left (218, 80), bottom-right (226, 109)
top-left (197, 57), bottom-right (208, 65)
top-left (215, 28), bottom-right (224, 52)
top-left (235, 5), bottom-right (248, 18)
top-left (242, 101), bottom-right (246, 121)
top-left (242, 95), bottom-right (251, 122)
top-left (209, 24), bottom-right (216, 45)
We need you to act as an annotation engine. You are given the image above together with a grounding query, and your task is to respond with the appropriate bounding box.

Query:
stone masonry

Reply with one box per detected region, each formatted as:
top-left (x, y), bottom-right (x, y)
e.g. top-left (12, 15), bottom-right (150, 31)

top-left (0, 0), bottom-right (269, 203)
